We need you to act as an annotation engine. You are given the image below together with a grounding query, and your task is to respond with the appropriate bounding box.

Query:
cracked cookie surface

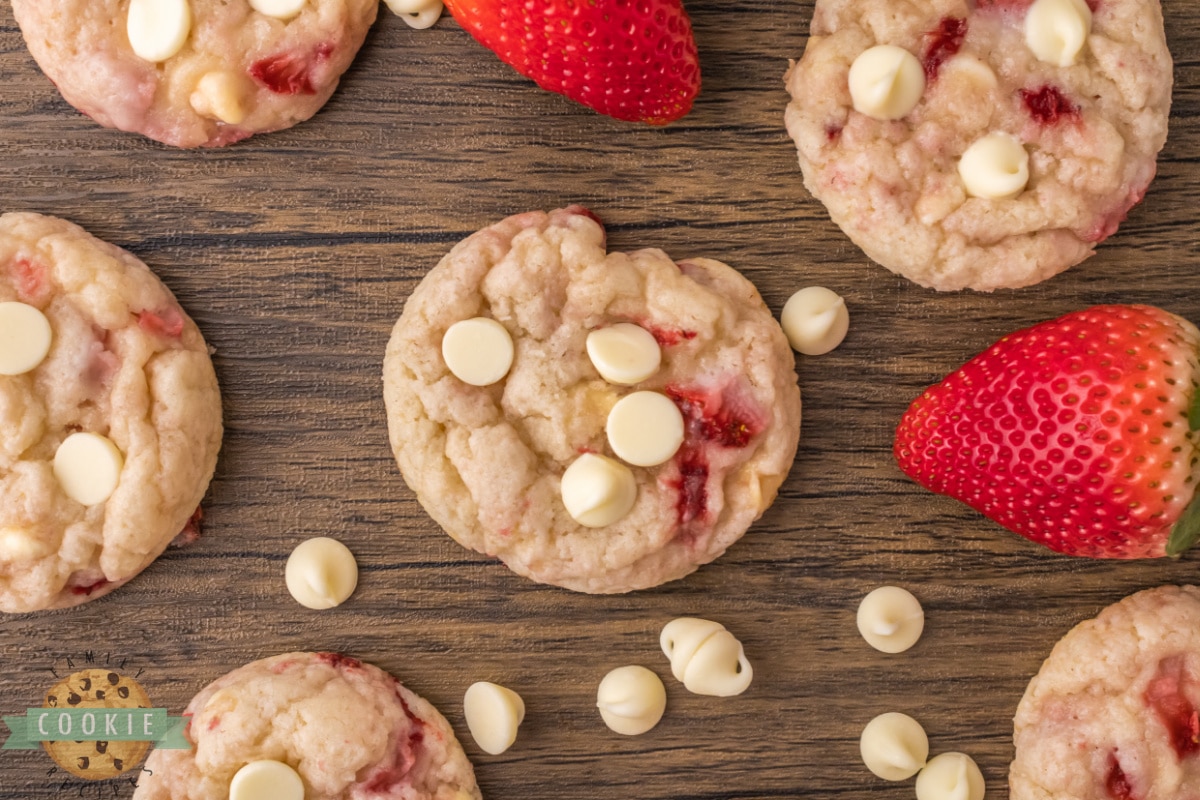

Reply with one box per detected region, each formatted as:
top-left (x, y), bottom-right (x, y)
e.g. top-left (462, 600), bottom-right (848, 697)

top-left (12, 0), bottom-right (377, 148)
top-left (784, 0), bottom-right (1171, 291)
top-left (383, 207), bottom-right (801, 594)
top-left (134, 652), bottom-right (480, 800)
top-left (1011, 586), bottom-right (1200, 800)
top-left (0, 212), bottom-right (221, 612)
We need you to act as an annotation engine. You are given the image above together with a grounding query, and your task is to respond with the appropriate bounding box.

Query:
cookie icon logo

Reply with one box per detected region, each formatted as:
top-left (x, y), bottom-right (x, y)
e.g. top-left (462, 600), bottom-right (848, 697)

top-left (41, 669), bottom-right (152, 780)
top-left (2, 662), bottom-right (189, 782)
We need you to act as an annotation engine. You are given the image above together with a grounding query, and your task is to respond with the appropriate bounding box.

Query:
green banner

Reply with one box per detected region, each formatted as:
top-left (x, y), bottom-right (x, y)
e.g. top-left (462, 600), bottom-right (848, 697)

top-left (2, 708), bottom-right (190, 750)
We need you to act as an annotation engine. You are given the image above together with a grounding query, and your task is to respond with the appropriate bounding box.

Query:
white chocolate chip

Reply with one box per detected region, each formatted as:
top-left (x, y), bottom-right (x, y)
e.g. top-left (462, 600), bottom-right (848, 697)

top-left (605, 391), bottom-right (684, 467)
top-left (848, 45), bottom-right (926, 121)
top-left (857, 586), bottom-right (925, 653)
top-left (53, 433), bottom-right (124, 506)
top-left (190, 72), bottom-right (250, 125)
top-left (384, 0), bottom-right (444, 28)
top-left (1025, 0), bottom-right (1092, 67)
top-left (250, 0), bottom-right (308, 20)
top-left (442, 317), bottom-right (514, 387)
top-left (561, 454), bottom-right (637, 528)
top-left (229, 760), bottom-right (304, 800)
top-left (780, 287), bottom-right (850, 356)
top-left (463, 681), bottom-right (525, 755)
top-left (660, 618), bottom-right (753, 697)
top-left (285, 537), bottom-right (358, 610)
top-left (0, 302), bottom-right (52, 376)
top-left (385, 0), bottom-right (437, 12)
top-left (127, 0), bottom-right (193, 63)
top-left (596, 665), bottom-right (667, 736)
top-left (915, 753), bottom-right (986, 800)
top-left (860, 712), bottom-right (929, 781)
top-left (0, 528), bottom-right (51, 563)
top-left (204, 688), bottom-right (240, 716)
top-left (586, 323), bottom-right (662, 386)
top-left (942, 56), bottom-right (998, 90)
top-left (958, 133), bottom-right (1030, 200)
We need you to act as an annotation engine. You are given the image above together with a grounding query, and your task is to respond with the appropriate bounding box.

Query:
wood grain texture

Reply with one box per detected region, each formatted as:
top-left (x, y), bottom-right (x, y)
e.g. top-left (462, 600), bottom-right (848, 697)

top-left (1, 1), bottom-right (1199, 798)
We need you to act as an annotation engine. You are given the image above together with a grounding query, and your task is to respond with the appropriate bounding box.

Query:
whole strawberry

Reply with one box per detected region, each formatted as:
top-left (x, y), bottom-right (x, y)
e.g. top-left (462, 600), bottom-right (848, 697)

top-left (895, 305), bottom-right (1200, 559)
top-left (442, 0), bottom-right (700, 125)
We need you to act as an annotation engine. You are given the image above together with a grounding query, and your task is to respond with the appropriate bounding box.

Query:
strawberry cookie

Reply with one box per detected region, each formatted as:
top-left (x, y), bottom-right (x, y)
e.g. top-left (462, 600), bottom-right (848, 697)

top-left (12, 0), bottom-right (377, 148)
top-left (784, 0), bottom-right (1172, 291)
top-left (1011, 586), bottom-right (1200, 800)
top-left (383, 207), bottom-right (801, 593)
top-left (133, 652), bottom-right (480, 800)
top-left (0, 213), bottom-right (222, 613)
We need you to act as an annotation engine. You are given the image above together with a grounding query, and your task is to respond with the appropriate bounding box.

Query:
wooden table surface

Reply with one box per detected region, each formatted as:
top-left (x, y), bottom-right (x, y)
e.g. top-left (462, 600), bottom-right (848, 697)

top-left (1, 2), bottom-right (1199, 798)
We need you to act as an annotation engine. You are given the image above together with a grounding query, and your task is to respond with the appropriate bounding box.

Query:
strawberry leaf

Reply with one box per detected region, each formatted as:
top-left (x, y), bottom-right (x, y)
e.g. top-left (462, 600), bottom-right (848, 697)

top-left (1167, 494), bottom-right (1200, 557)
top-left (1189, 385), bottom-right (1200, 431)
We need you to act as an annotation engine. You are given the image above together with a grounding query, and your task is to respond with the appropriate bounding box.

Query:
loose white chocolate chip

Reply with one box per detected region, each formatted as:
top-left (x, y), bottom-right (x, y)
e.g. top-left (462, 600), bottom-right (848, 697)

top-left (0, 528), bottom-right (50, 563)
top-left (958, 133), bottom-right (1030, 200)
top-left (0, 301), bottom-right (52, 376)
top-left (848, 45), bottom-right (926, 120)
top-left (384, 0), bottom-right (444, 29)
top-left (1025, 0), bottom-right (1092, 67)
top-left (596, 665), bottom-right (667, 736)
top-left (780, 287), bottom-right (850, 356)
top-left (127, 0), bottom-right (193, 63)
top-left (229, 760), bottom-right (304, 800)
top-left (53, 433), bottom-right (124, 506)
top-left (561, 454), bottom-right (637, 528)
top-left (285, 537), bottom-right (358, 610)
top-left (605, 391), bottom-right (684, 467)
top-left (190, 72), bottom-right (249, 125)
top-left (916, 753), bottom-right (986, 800)
top-left (860, 712), bottom-right (929, 781)
top-left (857, 586), bottom-right (925, 653)
top-left (586, 323), bottom-right (662, 385)
top-left (660, 618), bottom-right (753, 697)
top-left (250, 0), bottom-right (308, 20)
top-left (463, 681), bottom-right (525, 755)
top-left (442, 317), bottom-right (514, 386)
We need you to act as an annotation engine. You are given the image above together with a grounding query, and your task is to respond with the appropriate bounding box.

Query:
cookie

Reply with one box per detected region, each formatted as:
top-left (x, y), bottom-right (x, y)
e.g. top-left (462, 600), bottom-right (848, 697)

top-left (11, 0), bottom-right (378, 148)
top-left (1010, 586), bottom-right (1200, 800)
top-left (42, 669), bottom-right (152, 780)
top-left (133, 652), bottom-right (481, 800)
top-left (383, 207), bottom-right (801, 594)
top-left (0, 212), bottom-right (222, 612)
top-left (783, 0), bottom-right (1172, 291)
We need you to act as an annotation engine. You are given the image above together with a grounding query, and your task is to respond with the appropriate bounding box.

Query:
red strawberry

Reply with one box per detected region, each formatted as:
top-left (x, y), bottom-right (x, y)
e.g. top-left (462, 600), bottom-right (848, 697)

top-left (894, 305), bottom-right (1200, 559)
top-left (442, 0), bottom-right (701, 125)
